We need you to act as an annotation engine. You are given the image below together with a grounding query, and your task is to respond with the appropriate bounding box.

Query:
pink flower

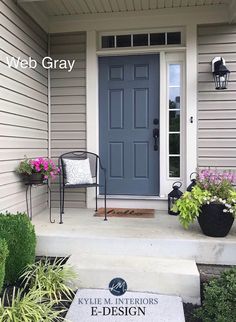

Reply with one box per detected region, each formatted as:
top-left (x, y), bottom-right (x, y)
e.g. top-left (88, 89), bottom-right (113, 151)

top-left (24, 156), bottom-right (59, 179)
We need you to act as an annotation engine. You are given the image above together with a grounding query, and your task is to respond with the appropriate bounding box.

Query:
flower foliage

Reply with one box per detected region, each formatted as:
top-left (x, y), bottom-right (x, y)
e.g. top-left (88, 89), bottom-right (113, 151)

top-left (198, 168), bottom-right (236, 200)
top-left (16, 156), bottom-right (60, 180)
top-left (173, 168), bottom-right (236, 229)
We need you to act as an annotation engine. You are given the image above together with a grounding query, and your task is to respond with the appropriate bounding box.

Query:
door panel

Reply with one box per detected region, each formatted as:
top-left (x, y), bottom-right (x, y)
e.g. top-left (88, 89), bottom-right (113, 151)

top-left (109, 90), bottom-right (124, 129)
top-left (109, 142), bottom-right (124, 178)
top-left (99, 55), bottom-right (159, 195)
top-left (134, 142), bottom-right (149, 178)
top-left (134, 88), bottom-right (149, 128)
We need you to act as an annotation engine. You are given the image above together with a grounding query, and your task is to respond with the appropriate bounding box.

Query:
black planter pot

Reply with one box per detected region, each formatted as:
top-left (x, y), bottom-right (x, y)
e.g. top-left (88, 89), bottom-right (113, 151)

top-left (197, 203), bottom-right (234, 237)
top-left (21, 173), bottom-right (45, 184)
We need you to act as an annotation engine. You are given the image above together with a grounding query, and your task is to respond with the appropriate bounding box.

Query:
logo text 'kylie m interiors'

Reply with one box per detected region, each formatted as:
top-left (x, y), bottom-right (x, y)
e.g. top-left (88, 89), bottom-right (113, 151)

top-left (6, 56), bottom-right (75, 73)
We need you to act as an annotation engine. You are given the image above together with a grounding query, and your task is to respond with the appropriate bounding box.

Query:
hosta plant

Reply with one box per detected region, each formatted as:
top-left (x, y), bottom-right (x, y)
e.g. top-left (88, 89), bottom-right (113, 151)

top-left (173, 169), bottom-right (236, 228)
top-left (21, 257), bottom-right (77, 304)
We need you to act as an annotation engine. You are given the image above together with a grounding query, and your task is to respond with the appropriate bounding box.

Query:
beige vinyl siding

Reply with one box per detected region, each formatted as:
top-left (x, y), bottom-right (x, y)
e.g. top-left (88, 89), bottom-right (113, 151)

top-left (50, 32), bottom-right (86, 208)
top-left (198, 24), bottom-right (236, 170)
top-left (0, 0), bottom-right (48, 213)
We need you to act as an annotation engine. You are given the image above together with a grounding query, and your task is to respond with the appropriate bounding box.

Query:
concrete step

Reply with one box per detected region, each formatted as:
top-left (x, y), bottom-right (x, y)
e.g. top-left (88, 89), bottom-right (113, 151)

top-left (35, 209), bottom-right (236, 266)
top-left (36, 233), bottom-right (236, 265)
top-left (67, 253), bottom-right (200, 305)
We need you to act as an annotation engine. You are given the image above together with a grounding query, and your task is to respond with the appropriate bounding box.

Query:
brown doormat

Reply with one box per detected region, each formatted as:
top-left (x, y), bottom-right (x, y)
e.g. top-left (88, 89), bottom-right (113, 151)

top-left (95, 208), bottom-right (155, 218)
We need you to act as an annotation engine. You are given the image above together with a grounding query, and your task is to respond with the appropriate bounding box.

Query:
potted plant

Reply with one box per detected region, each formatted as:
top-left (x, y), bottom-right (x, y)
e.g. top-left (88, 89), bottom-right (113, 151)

top-left (16, 157), bottom-right (60, 184)
top-left (173, 169), bottom-right (236, 237)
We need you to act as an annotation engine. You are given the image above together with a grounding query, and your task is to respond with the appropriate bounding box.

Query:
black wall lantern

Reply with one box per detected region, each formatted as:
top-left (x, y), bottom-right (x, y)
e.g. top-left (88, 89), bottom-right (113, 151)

top-left (212, 57), bottom-right (230, 90)
top-left (168, 181), bottom-right (183, 216)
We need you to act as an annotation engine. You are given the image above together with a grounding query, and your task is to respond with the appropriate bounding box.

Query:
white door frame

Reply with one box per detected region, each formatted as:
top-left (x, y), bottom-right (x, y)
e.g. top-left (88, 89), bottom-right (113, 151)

top-left (86, 26), bottom-right (197, 208)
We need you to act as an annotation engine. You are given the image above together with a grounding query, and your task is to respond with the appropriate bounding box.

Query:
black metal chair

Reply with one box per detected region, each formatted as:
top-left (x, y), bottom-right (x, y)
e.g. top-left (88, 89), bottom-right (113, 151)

top-left (58, 151), bottom-right (107, 223)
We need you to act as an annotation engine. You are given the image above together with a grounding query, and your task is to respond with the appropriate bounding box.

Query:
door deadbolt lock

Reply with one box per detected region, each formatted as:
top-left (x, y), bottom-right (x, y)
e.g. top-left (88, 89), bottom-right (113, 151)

top-left (153, 128), bottom-right (159, 151)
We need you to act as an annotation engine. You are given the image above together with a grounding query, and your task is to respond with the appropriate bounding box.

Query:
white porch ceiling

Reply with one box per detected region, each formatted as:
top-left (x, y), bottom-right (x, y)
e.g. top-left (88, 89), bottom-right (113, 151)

top-left (17, 0), bottom-right (235, 32)
top-left (19, 0), bottom-right (230, 16)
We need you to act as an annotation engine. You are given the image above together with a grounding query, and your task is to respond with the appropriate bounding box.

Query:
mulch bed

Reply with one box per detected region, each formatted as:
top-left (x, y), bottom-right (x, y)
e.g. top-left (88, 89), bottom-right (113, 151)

top-left (183, 303), bottom-right (202, 322)
top-left (95, 208), bottom-right (155, 218)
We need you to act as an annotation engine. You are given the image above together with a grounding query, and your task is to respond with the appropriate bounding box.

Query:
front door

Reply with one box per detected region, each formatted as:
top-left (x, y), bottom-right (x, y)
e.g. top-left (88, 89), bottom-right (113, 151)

top-left (99, 55), bottom-right (159, 195)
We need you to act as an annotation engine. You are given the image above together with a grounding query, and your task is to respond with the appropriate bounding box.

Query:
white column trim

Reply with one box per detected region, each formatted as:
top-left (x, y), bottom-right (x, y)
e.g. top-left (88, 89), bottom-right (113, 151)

top-left (185, 23), bottom-right (198, 185)
top-left (86, 30), bottom-right (99, 209)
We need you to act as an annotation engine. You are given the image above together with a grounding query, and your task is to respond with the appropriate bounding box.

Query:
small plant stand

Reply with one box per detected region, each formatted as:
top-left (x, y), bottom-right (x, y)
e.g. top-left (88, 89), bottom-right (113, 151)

top-left (25, 182), bottom-right (55, 223)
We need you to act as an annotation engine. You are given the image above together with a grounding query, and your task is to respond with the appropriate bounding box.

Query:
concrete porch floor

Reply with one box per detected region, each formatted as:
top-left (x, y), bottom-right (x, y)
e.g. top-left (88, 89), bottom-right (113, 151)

top-left (33, 208), bottom-right (236, 265)
top-left (33, 208), bottom-right (236, 304)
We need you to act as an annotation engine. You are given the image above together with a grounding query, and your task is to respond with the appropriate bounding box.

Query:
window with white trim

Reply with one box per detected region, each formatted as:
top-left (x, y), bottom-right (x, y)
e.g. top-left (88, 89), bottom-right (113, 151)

top-left (168, 63), bottom-right (182, 178)
top-left (101, 31), bottom-right (182, 49)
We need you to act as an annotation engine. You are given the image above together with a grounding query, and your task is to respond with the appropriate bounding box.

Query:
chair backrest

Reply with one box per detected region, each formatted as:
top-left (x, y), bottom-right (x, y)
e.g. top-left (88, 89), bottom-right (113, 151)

top-left (59, 151), bottom-right (99, 179)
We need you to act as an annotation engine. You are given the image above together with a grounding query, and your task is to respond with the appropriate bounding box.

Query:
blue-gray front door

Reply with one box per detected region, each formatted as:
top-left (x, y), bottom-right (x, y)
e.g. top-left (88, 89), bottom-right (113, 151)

top-left (99, 55), bottom-right (159, 195)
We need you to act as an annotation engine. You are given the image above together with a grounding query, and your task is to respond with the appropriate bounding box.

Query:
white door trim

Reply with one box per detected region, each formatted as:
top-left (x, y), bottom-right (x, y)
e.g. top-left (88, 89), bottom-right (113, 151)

top-left (162, 52), bottom-right (186, 195)
top-left (86, 28), bottom-right (197, 208)
top-left (185, 23), bottom-right (198, 187)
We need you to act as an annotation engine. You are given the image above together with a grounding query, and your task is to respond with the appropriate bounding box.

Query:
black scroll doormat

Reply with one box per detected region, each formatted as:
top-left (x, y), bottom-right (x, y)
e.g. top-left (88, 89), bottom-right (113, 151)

top-left (94, 208), bottom-right (155, 218)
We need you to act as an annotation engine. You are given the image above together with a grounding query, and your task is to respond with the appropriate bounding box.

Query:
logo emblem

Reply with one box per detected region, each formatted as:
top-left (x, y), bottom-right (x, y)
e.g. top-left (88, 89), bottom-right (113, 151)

top-left (109, 277), bottom-right (128, 296)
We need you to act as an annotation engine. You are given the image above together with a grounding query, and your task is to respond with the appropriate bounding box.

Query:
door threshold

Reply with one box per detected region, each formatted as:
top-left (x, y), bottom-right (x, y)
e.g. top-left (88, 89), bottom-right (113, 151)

top-left (98, 195), bottom-right (167, 201)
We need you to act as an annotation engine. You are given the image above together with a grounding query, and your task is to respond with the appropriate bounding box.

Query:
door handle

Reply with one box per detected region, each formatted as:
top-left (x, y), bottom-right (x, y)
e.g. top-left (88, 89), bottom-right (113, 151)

top-left (153, 128), bottom-right (159, 151)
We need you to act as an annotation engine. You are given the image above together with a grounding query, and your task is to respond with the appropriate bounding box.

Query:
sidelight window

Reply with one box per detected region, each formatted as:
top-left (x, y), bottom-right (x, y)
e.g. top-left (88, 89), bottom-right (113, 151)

top-left (168, 63), bottom-right (182, 178)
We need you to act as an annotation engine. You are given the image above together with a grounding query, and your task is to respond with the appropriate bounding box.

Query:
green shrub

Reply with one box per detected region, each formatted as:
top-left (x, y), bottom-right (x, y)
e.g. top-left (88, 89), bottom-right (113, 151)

top-left (21, 257), bottom-right (77, 303)
top-left (195, 268), bottom-right (236, 322)
top-left (0, 239), bottom-right (8, 292)
top-left (0, 213), bottom-right (36, 284)
top-left (0, 287), bottom-right (65, 322)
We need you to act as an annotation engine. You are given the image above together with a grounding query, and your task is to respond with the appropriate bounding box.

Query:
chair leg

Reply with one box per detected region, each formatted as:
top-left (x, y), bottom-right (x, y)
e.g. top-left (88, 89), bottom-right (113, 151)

top-left (59, 188), bottom-right (62, 224)
top-left (95, 185), bottom-right (98, 212)
top-left (104, 177), bottom-right (107, 221)
top-left (60, 185), bottom-right (65, 224)
top-left (59, 181), bottom-right (64, 224)
top-left (62, 187), bottom-right (65, 213)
